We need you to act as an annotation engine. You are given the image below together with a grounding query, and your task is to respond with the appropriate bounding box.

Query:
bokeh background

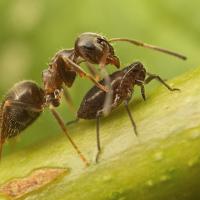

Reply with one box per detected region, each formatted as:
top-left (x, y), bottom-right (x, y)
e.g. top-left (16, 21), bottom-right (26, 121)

top-left (0, 0), bottom-right (200, 155)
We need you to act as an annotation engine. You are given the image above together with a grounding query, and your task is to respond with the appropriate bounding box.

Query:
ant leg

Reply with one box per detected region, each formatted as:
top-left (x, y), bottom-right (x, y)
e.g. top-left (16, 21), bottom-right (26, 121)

top-left (85, 62), bottom-right (100, 81)
top-left (61, 56), bottom-right (108, 92)
top-left (95, 115), bottom-right (101, 163)
top-left (124, 100), bottom-right (138, 136)
top-left (49, 105), bottom-right (90, 167)
top-left (99, 45), bottom-right (113, 117)
top-left (140, 84), bottom-right (146, 101)
top-left (109, 38), bottom-right (187, 60)
top-left (101, 68), bottom-right (113, 116)
top-left (145, 72), bottom-right (180, 91)
top-left (77, 59), bottom-right (100, 81)
top-left (66, 118), bottom-right (79, 126)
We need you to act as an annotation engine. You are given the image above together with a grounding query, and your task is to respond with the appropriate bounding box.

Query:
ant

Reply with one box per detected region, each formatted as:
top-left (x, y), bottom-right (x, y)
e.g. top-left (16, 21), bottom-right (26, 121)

top-left (0, 80), bottom-right (90, 166)
top-left (70, 61), bottom-right (180, 163)
top-left (42, 32), bottom-right (186, 113)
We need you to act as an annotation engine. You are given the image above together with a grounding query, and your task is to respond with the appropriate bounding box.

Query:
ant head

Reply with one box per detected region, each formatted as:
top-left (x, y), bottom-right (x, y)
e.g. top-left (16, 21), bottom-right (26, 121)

top-left (74, 32), bottom-right (120, 68)
top-left (124, 62), bottom-right (146, 84)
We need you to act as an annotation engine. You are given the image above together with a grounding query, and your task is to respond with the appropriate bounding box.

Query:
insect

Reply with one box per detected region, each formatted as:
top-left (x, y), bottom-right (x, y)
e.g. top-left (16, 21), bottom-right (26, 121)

top-left (0, 80), bottom-right (89, 166)
top-left (42, 32), bottom-right (186, 112)
top-left (73, 61), bottom-right (179, 162)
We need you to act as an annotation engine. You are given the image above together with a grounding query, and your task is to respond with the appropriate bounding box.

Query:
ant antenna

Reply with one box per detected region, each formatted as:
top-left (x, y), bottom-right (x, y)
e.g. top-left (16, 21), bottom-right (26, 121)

top-left (109, 38), bottom-right (187, 60)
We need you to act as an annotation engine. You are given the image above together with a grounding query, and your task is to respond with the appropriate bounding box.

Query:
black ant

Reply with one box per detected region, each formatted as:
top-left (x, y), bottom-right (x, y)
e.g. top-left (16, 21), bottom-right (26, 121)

top-left (0, 81), bottom-right (90, 166)
top-left (42, 32), bottom-right (186, 113)
top-left (70, 61), bottom-right (179, 162)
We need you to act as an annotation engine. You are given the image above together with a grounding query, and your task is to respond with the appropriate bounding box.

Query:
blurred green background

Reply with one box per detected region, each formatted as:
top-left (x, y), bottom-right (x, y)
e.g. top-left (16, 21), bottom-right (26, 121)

top-left (0, 0), bottom-right (199, 155)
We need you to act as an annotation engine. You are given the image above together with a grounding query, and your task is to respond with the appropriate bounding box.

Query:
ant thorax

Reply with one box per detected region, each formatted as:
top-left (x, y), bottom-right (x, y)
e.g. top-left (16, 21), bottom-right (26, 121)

top-left (50, 49), bottom-right (76, 68)
top-left (42, 49), bottom-right (77, 101)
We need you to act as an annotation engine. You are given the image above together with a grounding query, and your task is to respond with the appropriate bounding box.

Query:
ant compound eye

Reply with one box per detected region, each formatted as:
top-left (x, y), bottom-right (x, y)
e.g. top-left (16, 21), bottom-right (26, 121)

top-left (97, 38), bottom-right (104, 44)
top-left (96, 37), bottom-right (108, 47)
top-left (83, 44), bottom-right (95, 51)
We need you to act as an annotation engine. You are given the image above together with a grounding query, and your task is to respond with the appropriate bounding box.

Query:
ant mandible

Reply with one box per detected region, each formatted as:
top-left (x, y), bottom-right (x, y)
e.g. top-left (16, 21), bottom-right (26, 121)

top-left (42, 32), bottom-right (186, 112)
top-left (73, 61), bottom-right (180, 163)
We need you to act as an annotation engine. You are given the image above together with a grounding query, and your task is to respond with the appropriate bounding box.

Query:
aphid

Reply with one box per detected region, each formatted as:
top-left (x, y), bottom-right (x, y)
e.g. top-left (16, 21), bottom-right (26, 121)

top-left (0, 81), bottom-right (89, 166)
top-left (74, 61), bottom-right (179, 162)
top-left (43, 32), bottom-right (186, 112)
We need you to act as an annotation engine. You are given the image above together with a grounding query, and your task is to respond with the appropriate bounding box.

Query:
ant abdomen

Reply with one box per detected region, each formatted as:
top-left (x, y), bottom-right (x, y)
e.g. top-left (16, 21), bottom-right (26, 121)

top-left (0, 81), bottom-right (44, 141)
top-left (0, 80), bottom-right (90, 166)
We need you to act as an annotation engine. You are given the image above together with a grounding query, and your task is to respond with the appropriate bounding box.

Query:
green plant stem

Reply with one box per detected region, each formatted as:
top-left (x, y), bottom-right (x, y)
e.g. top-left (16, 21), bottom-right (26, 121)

top-left (0, 67), bottom-right (200, 200)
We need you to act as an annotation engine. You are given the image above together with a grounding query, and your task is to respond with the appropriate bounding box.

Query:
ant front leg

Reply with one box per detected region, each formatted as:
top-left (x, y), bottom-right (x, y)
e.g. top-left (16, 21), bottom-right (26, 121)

top-left (99, 45), bottom-right (113, 117)
top-left (139, 83), bottom-right (146, 101)
top-left (145, 72), bottom-right (180, 91)
top-left (101, 67), bottom-right (113, 116)
top-left (85, 62), bottom-right (100, 81)
top-left (61, 56), bottom-right (108, 92)
top-left (77, 59), bottom-right (100, 81)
